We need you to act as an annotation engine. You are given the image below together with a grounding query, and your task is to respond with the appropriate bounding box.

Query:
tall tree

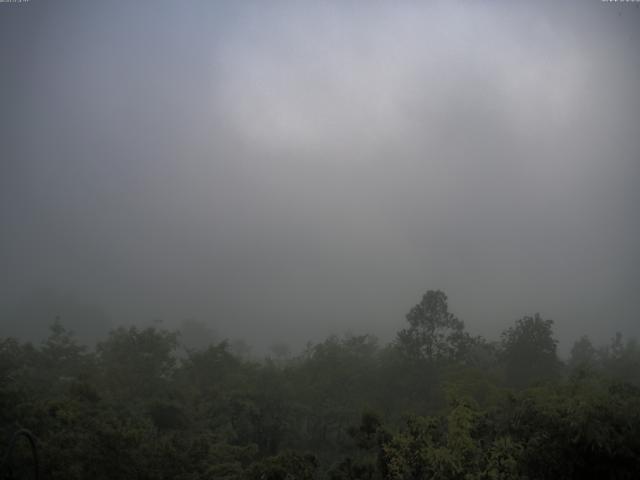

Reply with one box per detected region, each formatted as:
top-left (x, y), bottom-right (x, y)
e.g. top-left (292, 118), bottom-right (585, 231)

top-left (96, 326), bottom-right (179, 398)
top-left (396, 290), bottom-right (470, 363)
top-left (500, 313), bottom-right (559, 387)
top-left (568, 335), bottom-right (598, 373)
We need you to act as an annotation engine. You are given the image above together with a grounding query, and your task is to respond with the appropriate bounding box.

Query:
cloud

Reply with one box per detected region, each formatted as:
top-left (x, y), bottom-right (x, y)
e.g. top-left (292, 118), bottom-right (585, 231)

top-left (1, 0), bottom-right (639, 351)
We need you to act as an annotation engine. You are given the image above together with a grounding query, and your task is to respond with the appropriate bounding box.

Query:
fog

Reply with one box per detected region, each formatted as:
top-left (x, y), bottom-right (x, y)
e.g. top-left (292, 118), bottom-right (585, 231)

top-left (1, 0), bottom-right (639, 352)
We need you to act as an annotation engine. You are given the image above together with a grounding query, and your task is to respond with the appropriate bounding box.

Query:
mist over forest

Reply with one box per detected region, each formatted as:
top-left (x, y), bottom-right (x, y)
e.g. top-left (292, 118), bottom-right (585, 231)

top-left (1, 1), bottom-right (640, 479)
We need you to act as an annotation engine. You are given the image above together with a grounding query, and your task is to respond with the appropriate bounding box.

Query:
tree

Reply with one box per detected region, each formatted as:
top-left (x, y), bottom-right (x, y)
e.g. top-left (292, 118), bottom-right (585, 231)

top-left (397, 290), bottom-right (470, 363)
top-left (601, 333), bottom-right (640, 385)
top-left (568, 335), bottom-right (598, 373)
top-left (245, 451), bottom-right (317, 480)
top-left (500, 314), bottom-right (559, 387)
top-left (96, 326), bottom-right (179, 398)
top-left (381, 401), bottom-right (481, 480)
top-left (41, 319), bottom-right (89, 375)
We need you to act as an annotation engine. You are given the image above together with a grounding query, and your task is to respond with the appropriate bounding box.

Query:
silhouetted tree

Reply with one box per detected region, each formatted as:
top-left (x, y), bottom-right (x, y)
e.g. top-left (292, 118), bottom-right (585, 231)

top-left (96, 326), bottom-right (179, 398)
top-left (569, 335), bottom-right (598, 373)
top-left (500, 313), bottom-right (559, 387)
top-left (397, 290), bottom-right (470, 363)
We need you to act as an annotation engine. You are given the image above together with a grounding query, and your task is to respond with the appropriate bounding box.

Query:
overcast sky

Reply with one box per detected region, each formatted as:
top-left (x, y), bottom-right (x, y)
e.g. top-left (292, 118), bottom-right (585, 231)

top-left (1, 0), bottom-right (639, 352)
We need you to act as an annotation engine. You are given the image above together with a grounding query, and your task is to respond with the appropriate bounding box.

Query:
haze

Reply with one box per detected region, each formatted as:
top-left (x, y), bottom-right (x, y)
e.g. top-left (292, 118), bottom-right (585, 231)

top-left (1, 0), bottom-right (639, 352)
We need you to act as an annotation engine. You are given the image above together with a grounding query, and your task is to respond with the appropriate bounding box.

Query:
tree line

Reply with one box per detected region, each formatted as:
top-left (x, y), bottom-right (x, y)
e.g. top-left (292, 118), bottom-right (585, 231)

top-left (1, 290), bottom-right (639, 479)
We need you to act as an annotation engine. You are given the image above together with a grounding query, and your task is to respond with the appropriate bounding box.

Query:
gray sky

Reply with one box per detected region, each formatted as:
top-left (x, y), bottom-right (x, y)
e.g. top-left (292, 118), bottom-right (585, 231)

top-left (1, 0), bottom-right (639, 352)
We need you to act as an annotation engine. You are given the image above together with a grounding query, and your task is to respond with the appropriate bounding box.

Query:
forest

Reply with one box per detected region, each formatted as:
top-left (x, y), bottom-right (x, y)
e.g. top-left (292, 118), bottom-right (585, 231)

top-left (1, 290), bottom-right (639, 479)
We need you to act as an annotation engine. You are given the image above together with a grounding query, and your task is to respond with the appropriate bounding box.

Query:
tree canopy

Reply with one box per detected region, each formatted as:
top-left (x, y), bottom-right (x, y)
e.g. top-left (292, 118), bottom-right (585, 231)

top-left (1, 290), bottom-right (639, 479)
top-left (396, 290), bottom-right (471, 363)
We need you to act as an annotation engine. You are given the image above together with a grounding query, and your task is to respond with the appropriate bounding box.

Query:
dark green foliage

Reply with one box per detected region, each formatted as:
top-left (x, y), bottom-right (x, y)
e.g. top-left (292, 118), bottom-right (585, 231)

top-left (600, 333), bottom-right (640, 384)
top-left (96, 326), bottom-right (179, 399)
top-left (397, 290), bottom-right (471, 363)
top-left (245, 451), bottom-right (318, 480)
top-left (569, 335), bottom-right (598, 372)
top-left (1, 290), bottom-right (639, 479)
top-left (500, 313), bottom-right (560, 387)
